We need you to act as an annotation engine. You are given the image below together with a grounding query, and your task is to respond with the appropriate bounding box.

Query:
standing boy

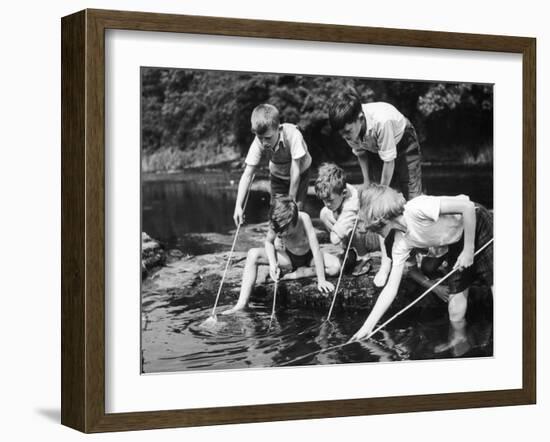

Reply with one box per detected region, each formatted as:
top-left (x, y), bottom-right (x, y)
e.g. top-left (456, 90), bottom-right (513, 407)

top-left (350, 184), bottom-right (493, 342)
top-left (329, 88), bottom-right (424, 286)
top-left (233, 104), bottom-right (312, 227)
top-left (224, 197), bottom-right (339, 314)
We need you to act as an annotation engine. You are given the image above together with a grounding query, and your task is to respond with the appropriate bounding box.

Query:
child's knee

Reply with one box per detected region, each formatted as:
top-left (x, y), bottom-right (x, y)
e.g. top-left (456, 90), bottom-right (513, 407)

top-left (448, 292), bottom-right (468, 322)
top-left (324, 256), bottom-right (340, 276)
top-left (326, 262), bottom-right (340, 277)
top-left (246, 248), bottom-right (262, 263)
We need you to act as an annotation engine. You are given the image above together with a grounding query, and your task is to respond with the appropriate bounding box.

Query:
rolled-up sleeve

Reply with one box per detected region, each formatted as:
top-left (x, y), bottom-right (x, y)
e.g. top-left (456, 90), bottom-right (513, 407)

top-left (331, 209), bottom-right (356, 241)
top-left (376, 120), bottom-right (398, 162)
top-left (391, 232), bottom-right (411, 266)
top-left (288, 128), bottom-right (307, 160)
top-left (245, 138), bottom-right (263, 166)
top-left (331, 186), bottom-right (359, 240)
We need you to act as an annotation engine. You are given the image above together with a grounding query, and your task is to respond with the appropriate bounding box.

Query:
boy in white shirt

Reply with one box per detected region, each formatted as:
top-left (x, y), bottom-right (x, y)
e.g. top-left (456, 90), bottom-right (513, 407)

top-left (350, 184), bottom-right (493, 342)
top-left (329, 88), bottom-right (424, 287)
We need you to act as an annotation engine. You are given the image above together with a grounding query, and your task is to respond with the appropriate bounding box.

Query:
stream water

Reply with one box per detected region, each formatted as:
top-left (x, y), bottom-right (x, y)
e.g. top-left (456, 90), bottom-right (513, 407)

top-left (141, 166), bottom-right (494, 373)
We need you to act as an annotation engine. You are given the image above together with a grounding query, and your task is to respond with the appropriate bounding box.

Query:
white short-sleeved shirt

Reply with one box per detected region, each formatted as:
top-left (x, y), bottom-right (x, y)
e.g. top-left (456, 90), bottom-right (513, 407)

top-left (245, 123), bottom-right (312, 180)
top-left (391, 195), bottom-right (468, 266)
top-left (347, 102), bottom-right (408, 162)
top-left (330, 184), bottom-right (359, 240)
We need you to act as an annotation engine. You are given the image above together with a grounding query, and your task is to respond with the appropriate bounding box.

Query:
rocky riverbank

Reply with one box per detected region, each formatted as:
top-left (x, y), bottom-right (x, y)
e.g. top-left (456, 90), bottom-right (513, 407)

top-left (140, 223), bottom-right (492, 319)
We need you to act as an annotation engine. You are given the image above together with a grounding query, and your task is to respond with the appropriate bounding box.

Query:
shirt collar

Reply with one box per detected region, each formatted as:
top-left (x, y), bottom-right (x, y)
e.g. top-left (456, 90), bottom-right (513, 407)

top-left (273, 125), bottom-right (284, 152)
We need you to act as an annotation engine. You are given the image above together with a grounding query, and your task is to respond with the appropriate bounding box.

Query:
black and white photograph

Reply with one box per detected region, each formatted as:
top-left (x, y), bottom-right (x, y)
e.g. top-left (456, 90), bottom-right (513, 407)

top-left (140, 68), bottom-right (494, 374)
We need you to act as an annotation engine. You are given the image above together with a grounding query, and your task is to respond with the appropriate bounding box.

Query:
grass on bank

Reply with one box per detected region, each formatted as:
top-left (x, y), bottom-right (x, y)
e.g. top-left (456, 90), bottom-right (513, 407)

top-left (142, 146), bottom-right (240, 173)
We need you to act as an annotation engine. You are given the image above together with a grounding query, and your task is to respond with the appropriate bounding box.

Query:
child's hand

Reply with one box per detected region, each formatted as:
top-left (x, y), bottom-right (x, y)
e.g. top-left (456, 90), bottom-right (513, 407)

top-left (317, 279), bottom-right (335, 294)
top-left (269, 265), bottom-right (280, 282)
top-left (233, 206), bottom-right (244, 227)
top-left (453, 247), bottom-right (474, 271)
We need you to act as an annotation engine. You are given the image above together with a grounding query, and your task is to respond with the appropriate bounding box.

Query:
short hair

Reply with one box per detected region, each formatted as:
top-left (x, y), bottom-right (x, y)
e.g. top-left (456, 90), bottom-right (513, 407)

top-left (328, 88), bottom-right (363, 132)
top-left (269, 196), bottom-right (299, 234)
top-left (314, 163), bottom-right (347, 199)
top-left (251, 104), bottom-right (280, 135)
top-left (358, 184), bottom-right (406, 231)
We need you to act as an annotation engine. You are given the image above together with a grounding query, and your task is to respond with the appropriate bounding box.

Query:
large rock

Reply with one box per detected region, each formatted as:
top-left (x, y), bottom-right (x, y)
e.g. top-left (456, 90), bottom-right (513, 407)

top-left (141, 225), bottom-right (492, 320)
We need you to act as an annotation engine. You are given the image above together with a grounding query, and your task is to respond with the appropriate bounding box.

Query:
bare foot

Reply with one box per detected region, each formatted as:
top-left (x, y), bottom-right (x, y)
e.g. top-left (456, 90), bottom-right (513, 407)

top-left (373, 258), bottom-right (391, 287)
top-left (282, 271), bottom-right (298, 280)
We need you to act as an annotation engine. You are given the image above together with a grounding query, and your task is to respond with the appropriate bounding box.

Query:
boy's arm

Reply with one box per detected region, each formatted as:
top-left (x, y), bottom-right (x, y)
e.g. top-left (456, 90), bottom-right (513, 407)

top-left (380, 160), bottom-right (395, 187)
top-left (439, 197), bottom-right (476, 269)
top-left (350, 262), bottom-right (405, 341)
top-left (233, 164), bottom-right (256, 226)
top-left (330, 187), bottom-right (358, 245)
top-left (288, 158), bottom-right (302, 205)
top-left (264, 229), bottom-right (280, 281)
top-left (301, 213), bottom-right (334, 293)
top-left (357, 153), bottom-right (371, 187)
top-left (377, 120), bottom-right (398, 185)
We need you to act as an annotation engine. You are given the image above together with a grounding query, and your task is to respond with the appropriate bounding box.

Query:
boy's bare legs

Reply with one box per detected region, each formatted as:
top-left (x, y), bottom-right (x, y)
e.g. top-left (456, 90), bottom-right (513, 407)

top-left (224, 248), bottom-right (292, 314)
top-left (435, 288), bottom-right (471, 355)
top-left (435, 318), bottom-right (470, 356)
top-left (374, 235), bottom-right (392, 287)
top-left (448, 289), bottom-right (469, 322)
top-left (282, 252), bottom-right (340, 280)
top-left (223, 247), bottom-right (267, 314)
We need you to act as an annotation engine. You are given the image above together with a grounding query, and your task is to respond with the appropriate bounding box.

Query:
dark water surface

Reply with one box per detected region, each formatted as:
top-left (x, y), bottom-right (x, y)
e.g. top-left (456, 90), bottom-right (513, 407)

top-left (142, 287), bottom-right (493, 373)
top-left (141, 166), bottom-right (493, 373)
top-left (142, 165), bottom-right (493, 255)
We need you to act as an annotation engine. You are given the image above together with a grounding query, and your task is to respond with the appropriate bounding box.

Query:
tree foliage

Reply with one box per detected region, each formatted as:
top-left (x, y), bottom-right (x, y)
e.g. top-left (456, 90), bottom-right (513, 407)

top-left (142, 67), bottom-right (493, 169)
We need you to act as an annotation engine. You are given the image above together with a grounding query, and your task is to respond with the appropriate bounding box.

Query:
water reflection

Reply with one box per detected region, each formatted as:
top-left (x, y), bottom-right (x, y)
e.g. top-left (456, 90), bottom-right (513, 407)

top-left (142, 288), bottom-right (493, 373)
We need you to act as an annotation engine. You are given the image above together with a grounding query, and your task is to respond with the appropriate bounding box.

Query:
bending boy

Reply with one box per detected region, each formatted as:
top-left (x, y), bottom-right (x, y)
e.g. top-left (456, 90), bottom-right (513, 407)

top-left (350, 184), bottom-right (493, 342)
top-left (224, 197), bottom-right (338, 314)
top-left (233, 104), bottom-right (312, 226)
top-left (329, 88), bottom-right (424, 286)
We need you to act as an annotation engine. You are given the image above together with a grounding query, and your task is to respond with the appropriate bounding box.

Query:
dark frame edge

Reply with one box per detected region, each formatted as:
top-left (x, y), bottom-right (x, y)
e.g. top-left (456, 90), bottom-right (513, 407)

top-left (61, 9), bottom-right (87, 432)
top-left (522, 37), bottom-right (536, 404)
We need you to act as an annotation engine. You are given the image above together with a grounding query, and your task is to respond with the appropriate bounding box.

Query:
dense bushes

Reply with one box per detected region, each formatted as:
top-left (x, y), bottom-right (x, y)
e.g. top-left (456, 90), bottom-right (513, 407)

top-left (141, 67), bottom-right (493, 171)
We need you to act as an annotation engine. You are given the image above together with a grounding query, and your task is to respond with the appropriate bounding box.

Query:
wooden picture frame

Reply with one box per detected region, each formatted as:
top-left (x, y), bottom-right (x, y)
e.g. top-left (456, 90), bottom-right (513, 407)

top-left (61, 8), bottom-right (536, 433)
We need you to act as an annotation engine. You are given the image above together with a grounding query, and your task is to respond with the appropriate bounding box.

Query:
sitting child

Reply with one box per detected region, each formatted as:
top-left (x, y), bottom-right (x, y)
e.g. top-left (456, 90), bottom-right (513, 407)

top-left (350, 184), bottom-right (493, 342)
top-left (314, 163), bottom-right (371, 274)
top-left (224, 197), bottom-right (339, 314)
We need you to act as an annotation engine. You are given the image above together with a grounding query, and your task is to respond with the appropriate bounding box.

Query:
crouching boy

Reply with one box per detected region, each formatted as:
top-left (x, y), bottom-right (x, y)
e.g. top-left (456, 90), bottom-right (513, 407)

top-left (350, 184), bottom-right (493, 342)
top-left (314, 163), bottom-right (372, 273)
top-left (224, 197), bottom-right (339, 314)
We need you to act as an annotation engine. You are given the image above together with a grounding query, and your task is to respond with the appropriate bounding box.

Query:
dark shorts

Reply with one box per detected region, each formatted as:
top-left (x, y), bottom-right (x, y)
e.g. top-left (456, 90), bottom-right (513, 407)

top-left (366, 121), bottom-right (423, 200)
top-left (383, 204), bottom-right (493, 294)
top-left (446, 204), bottom-right (494, 294)
top-left (286, 248), bottom-right (313, 271)
top-left (270, 167), bottom-right (311, 206)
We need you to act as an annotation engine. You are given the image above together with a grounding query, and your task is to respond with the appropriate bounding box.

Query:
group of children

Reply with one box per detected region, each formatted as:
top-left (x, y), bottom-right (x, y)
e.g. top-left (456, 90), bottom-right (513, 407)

top-left (223, 88), bottom-right (494, 343)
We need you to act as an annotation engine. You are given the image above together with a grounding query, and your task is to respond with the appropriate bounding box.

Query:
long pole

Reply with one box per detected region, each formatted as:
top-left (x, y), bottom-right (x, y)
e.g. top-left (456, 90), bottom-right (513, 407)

top-left (325, 216), bottom-right (359, 322)
top-left (209, 174), bottom-right (255, 318)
